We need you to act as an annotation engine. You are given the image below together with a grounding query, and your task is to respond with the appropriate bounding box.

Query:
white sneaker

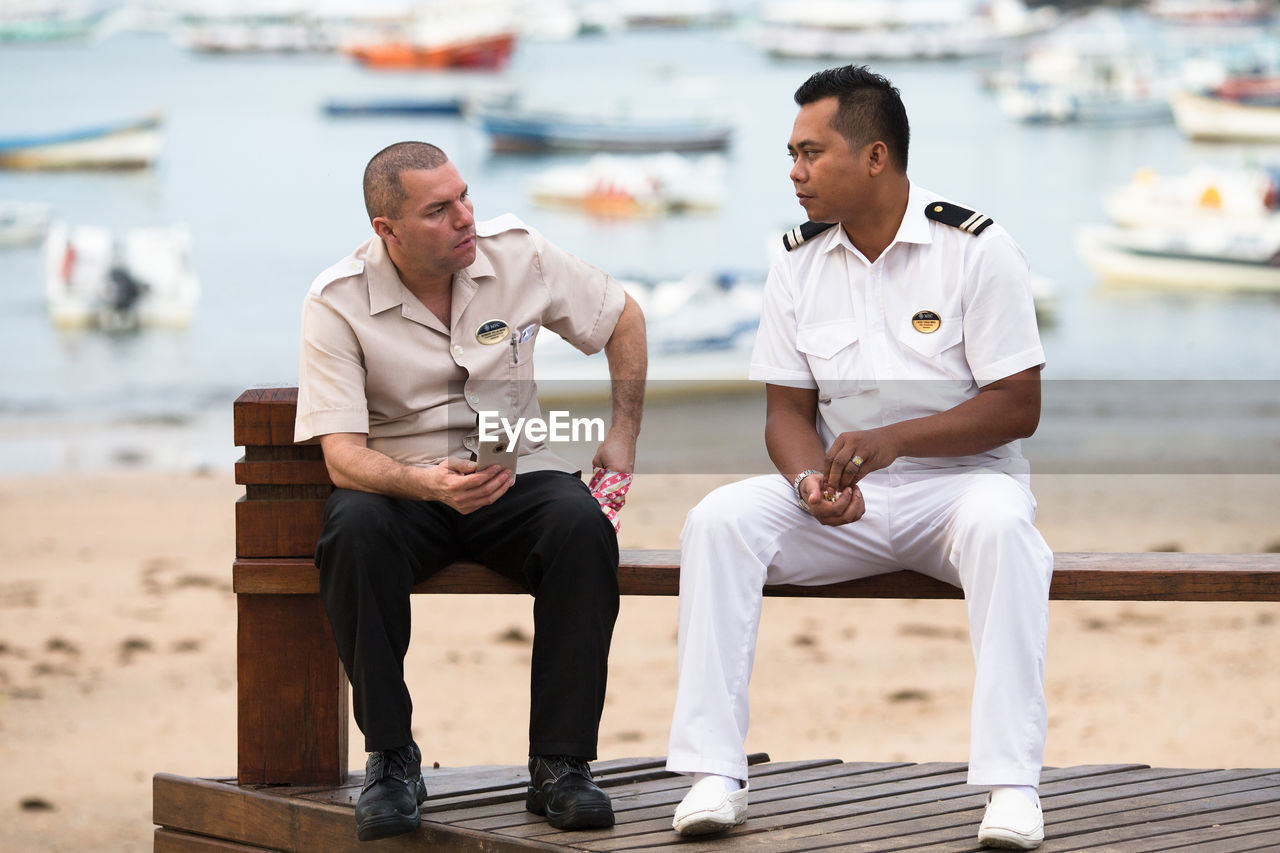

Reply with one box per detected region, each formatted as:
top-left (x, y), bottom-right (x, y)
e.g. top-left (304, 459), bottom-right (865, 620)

top-left (672, 776), bottom-right (749, 837)
top-left (977, 788), bottom-right (1044, 849)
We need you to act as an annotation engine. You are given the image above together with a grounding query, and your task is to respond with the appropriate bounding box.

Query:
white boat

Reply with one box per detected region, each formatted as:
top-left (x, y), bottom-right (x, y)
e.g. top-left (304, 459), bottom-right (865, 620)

top-left (1171, 89), bottom-right (1280, 142)
top-left (993, 11), bottom-right (1175, 125)
top-left (0, 113), bottom-right (163, 170)
top-left (0, 201), bottom-right (53, 248)
top-left (1075, 223), bottom-right (1280, 292)
top-left (1103, 165), bottom-right (1280, 229)
top-left (536, 271), bottom-right (764, 384)
top-left (527, 153), bottom-right (724, 217)
top-left (755, 0), bottom-right (1057, 61)
top-left (43, 223), bottom-right (201, 330)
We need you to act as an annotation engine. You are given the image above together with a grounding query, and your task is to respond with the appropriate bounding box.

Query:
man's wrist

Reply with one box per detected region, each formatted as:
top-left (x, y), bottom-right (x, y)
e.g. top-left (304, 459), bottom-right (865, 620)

top-left (791, 469), bottom-right (822, 511)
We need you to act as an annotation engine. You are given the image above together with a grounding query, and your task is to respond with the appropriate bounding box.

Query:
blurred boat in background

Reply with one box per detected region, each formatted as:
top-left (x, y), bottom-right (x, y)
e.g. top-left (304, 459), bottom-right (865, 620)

top-left (528, 153), bottom-right (724, 216)
top-left (1078, 161), bottom-right (1280, 291)
top-left (0, 113), bottom-right (163, 170)
top-left (471, 97), bottom-right (733, 152)
top-left (43, 223), bottom-right (200, 330)
top-left (322, 95), bottom-right (465, 116)
top-left (1075, 222), bottom-right (1280, 291)
top-left (993, 9), bottom-right (1175, 125)
top-left (756, 0), bottom-right (1057, 61)
top-left (1104, 164), bottom-right (1280, 228)
top-left (0, 1), bottom-right (109, 42)
top-left (1148, 0), bottom-right (1278, 26)
top-left (1172, 88), bottom-right (1280, 140)
top-left (341, 0), bottom-right (516, 69)
top-left (0, 202), bottom-right (53, 248)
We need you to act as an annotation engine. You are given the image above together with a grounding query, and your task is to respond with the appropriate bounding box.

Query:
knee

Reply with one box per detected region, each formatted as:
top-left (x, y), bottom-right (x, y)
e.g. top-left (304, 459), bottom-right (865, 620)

top-left (316, 490), bottom-right (401, 567)
top-left (681, 482), bottom-right (748, 543)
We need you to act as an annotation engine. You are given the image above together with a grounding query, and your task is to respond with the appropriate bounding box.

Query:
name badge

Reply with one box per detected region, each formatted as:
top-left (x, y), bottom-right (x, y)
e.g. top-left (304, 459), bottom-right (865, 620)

top-left (911, 310), bottom-right (941, 334)
top-left (475, 319), bottom-right (510, 345)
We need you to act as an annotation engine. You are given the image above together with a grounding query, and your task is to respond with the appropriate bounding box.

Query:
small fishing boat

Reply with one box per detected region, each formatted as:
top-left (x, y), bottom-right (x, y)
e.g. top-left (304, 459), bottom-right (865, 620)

top-left (1104, 165), bottom-right (1280, 229)
top-left (0, 113), bottom-right (163, 170)
top-left (1075, 222), bottom-right (1280, 292)
top-left (343, 32), bottom-right (515, 69)
top-left (322, 96), bottom-right (465, 117)
top-left (527, 153), bottom-right (724, 217)
top-left (0, 202), bottom-right (53, 248)
top-left (471, 100), bottom-right (733, 153)
top-left (1171, 89), bottom-right (1280, 142)
top-left (43, 222), bottom-right (200, 330)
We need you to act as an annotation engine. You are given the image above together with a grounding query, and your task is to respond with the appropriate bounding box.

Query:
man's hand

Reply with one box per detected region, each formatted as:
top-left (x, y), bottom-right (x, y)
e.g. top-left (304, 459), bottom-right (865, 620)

top-left (592, 428), bottom-right (636, 474)
top-left (422, 456), bottom-right (514, 514)
top-left (823, 427), bottom-right (901, 492)
top-left (798, 472), bottom-right (866, 526)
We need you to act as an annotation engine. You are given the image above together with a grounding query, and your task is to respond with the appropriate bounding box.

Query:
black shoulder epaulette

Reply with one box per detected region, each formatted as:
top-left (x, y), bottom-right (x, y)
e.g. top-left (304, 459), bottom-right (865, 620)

top-left (782, 221), bottom-right (836, 251)
top-left (925, 201), bottom-right (993, 235)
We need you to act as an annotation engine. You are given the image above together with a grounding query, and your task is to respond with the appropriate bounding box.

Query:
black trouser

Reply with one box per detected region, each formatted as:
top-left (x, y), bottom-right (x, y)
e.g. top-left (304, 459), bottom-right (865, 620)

top-left (315, 470), bottom-right (619, 758)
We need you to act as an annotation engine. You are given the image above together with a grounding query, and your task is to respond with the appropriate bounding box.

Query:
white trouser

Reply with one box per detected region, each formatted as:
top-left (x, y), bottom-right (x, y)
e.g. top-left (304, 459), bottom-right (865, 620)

top-left (665, 468), bottom-right (1052, 787)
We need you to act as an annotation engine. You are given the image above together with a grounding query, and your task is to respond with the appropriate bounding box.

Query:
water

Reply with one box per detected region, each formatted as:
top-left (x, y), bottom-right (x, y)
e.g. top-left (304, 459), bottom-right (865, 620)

top-left (1, 22), bottom-right (1279, 473)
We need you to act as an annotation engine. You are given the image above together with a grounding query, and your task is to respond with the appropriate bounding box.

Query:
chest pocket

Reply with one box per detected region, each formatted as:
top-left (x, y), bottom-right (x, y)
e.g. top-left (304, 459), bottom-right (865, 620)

top-left (897, 314), bottom-right (963, 363)
top-left (796, 320), bottom-right (867, 397)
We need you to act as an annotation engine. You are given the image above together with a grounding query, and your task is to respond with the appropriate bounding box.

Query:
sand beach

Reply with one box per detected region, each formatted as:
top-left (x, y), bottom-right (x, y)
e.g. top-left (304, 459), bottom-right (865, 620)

top-left (1, 469), bottom-right (1277, 851)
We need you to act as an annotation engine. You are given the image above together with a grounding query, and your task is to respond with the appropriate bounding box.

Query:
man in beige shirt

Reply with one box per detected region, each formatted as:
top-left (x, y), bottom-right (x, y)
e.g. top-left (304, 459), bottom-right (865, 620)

top-left (295, 141), bottom-right (646, 842)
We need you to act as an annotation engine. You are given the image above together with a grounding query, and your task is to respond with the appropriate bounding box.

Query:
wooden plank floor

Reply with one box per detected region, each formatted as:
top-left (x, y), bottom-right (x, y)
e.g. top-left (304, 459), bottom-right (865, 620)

top-left (153, 757), bottom-right (1280, 852)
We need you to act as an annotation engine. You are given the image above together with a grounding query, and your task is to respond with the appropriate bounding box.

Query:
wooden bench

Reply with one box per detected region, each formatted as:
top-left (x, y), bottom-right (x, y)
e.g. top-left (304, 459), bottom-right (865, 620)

top-left (231, 386), bottom-right (1280, 788)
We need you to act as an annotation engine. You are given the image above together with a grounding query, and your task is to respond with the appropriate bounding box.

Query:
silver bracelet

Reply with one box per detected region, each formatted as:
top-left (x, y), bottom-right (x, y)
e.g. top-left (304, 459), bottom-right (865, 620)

top-left (791, 469), bottom-right (822, 508)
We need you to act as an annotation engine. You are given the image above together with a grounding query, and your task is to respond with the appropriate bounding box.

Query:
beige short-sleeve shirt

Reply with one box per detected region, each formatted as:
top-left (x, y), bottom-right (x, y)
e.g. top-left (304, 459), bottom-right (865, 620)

top-left (295, 214), bottom-right (625, 474)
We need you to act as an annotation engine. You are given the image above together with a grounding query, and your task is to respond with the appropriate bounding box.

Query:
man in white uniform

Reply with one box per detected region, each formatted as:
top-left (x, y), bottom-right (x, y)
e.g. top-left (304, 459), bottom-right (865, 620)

top-left (666, 66), bottom-right (1053, 849)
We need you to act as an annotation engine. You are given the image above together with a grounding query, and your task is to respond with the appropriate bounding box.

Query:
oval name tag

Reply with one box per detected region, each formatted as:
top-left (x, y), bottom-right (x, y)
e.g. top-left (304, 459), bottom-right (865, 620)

top-left (475, 319), bottom-right (510, 345)
top-left (911, 310), bottom-right (941, 334)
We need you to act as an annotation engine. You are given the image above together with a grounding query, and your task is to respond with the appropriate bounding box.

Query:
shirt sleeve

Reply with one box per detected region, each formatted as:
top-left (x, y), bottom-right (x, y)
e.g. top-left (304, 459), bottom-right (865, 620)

top-left (294, 292), bottom-right (370, 443)
top-left (748, 254), bottom-right (816, 389)
top-left (962, 228), bottom-right (1046, 386)
top-left (533, 229), bottom-right (626, 355)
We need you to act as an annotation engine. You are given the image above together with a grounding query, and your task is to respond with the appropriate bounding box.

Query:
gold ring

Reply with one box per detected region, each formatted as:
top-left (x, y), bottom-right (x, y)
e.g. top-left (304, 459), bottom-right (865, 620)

top-left (851, 455), bottom-right (864, 467)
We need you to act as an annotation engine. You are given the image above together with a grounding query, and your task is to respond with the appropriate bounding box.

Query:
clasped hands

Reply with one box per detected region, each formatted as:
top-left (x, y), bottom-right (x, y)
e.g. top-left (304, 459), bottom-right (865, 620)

top-left (797, 428), bottom-right (899, 527)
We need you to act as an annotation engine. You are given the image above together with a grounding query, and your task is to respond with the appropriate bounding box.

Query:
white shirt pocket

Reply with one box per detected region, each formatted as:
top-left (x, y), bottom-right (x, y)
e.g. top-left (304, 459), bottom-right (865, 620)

top-left (796, 319), bottom-right (867, 398)
top-left (897, 315), bottom-right (963, 361)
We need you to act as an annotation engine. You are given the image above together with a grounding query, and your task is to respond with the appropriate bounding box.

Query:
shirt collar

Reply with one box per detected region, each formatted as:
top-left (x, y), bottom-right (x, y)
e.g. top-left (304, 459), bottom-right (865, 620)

top-left (364, 234), bottom-right (496, 316)
top-left (820, 180), bottom-right (934, 257)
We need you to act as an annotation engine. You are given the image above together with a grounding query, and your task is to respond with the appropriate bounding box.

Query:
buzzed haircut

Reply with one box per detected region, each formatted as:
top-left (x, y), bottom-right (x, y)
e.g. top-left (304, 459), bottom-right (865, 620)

top-left (363, 141), bottom-right (450, 221)
top-left (794, 65), bottom-right (910, 171)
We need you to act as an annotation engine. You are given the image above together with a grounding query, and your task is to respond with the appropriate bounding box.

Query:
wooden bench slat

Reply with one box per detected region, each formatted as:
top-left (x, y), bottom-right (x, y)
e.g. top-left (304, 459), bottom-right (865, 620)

top-left (233, 552), bottom-right (1280, 601)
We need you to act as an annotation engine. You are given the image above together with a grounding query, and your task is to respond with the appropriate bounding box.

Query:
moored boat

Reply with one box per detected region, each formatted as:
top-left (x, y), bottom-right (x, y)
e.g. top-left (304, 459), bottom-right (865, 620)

top-left (0, 113), bottom-right (163, 170)
top-left (322, 96), bottom-right (465, 116)
top-left (1171, 89), bottom-right (1280, 142)
top-left (1075, 223), bottom-right (1280, 292)
top-left (342, 32), bottom-right (515, 69)
top-left (471, 100), bottom-right (732, 153)
top-left (527, 153), bottom-right (724, 216)
top-left (0, 202), bottom-right (53, 248)
top-left (43, 222), bottom-right (201, 330)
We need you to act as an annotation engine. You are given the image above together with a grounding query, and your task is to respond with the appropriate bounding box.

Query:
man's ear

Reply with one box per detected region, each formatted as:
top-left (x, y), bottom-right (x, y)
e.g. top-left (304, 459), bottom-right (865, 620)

top-left (867, 141), bottom-right (889, 176)
top-left (372, 217), bottom-right (395, 243)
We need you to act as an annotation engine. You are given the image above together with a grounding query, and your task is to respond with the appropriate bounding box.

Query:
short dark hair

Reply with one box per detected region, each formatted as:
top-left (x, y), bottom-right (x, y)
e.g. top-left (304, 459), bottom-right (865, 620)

top-left (794, 65), bottom-right (909, 171)
top-left (363, 141), bottom-right (450, 220)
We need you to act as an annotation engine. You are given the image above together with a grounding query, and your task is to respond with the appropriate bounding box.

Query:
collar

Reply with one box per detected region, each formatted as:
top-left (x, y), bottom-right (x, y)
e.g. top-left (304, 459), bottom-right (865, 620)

top-left (364, 234), bottom-right (497, 316)
top-left (820, 180), bottom-right (934, 258)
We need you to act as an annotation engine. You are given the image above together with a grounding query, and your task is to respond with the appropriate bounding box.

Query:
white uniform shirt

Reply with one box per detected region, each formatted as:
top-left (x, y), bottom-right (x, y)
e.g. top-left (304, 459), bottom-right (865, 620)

top-left (750, 182), bottom-right (1045, 475)
top-left (295, 214), bottom-right (625, 474)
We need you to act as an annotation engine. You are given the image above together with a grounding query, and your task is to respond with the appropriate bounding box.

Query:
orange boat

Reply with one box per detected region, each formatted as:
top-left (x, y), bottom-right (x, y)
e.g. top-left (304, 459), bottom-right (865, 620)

top-left (344, 32), bottom-right (515, 70)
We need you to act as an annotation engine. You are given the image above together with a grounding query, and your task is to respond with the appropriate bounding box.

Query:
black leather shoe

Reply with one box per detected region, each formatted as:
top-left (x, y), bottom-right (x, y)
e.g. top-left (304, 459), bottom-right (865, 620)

top-left (355, 743), bottom-right (428, 842)
top-left (526, 755), bottom-right (615, 830)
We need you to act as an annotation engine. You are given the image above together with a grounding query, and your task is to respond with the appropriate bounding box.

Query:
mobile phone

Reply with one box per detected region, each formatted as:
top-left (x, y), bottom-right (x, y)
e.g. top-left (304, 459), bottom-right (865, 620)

top-left (475, 436), bottom-right (518, 476)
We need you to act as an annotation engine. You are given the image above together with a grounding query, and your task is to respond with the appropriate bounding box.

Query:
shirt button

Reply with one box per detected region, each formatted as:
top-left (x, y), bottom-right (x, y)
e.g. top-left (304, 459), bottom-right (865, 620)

top-left (452, 345), bottom-right (464, 359)
top-left (463, 436), bottom-right (476, 450)
top-left (467, 391), bottom-right (479, 405)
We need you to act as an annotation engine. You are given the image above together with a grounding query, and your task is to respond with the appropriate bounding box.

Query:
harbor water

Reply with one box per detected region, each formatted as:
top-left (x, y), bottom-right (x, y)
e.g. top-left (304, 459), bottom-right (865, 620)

top-left (1, 22), bottom-right (1278, 474)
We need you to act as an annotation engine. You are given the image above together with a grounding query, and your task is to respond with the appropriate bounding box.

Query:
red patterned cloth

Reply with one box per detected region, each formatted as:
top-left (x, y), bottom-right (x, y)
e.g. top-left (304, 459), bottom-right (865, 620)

top-left (587, 467), bottom-right (632, 532)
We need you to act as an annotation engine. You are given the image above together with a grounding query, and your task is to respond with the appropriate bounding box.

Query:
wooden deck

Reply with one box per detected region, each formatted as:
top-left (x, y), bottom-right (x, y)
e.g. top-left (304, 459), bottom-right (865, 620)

top-left (154, 756), bottom-right (1280, 851)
